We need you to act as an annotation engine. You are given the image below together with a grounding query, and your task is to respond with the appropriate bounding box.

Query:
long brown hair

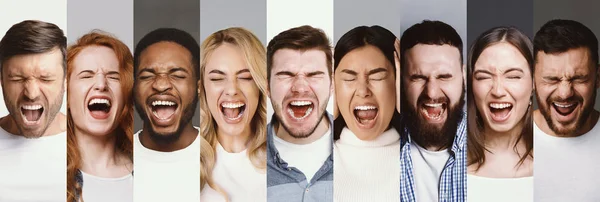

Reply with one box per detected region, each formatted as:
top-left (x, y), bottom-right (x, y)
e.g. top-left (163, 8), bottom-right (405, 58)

top-left (467, 26), bottom-right (533, 170)
top-left (66, 31), bottom-right (134, 202)
top-left (199, 27), bottom-right (267, 200)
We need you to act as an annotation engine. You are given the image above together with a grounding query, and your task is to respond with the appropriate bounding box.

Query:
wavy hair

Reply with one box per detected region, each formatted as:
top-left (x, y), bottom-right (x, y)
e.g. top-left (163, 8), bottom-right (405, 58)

top-left (66, 31), bottom-right (134, 202)
top-left (199, 27), bottom-right (267, 200)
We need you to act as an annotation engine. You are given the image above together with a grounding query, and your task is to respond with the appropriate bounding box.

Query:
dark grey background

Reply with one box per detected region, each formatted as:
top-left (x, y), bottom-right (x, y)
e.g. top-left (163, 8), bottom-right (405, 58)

top-left (333, 0), bottom-right (400, 43)
top-left (400, 0), bottom-right (467, 61)
top-left (534, 0), bottom-right (600, 110)
top-left (134, 0), bottom-right (200, 131)
top-left (200, 0), bottom-right (266, 45)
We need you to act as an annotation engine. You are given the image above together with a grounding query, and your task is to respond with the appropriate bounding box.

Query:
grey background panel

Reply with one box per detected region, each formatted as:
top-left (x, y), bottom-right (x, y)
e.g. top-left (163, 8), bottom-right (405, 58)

top-left (133, 0), bottom-right (200, 131)
top-left (68, 0), bottom-right (134, 50)
top-left (200, 0), bottom-right (266, 45)
top-left (334, 0), bottom-right (401, 43)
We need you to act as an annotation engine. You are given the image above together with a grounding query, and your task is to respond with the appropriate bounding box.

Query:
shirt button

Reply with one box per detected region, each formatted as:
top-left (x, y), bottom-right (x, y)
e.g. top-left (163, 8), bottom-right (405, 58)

top-left (287, 168), bottom-right (291, 171)
top-left (305, 188), bottom-right (309, 192)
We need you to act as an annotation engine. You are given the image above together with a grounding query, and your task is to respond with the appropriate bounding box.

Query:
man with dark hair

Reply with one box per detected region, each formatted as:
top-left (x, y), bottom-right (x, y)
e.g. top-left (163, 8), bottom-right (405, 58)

top-left (0, 20), bottom-right (67, 202)
top-left (399, 20), bottom-right (467, 202)
top-left (132, 28), bottom-right (200, 202)
top-left (533, 19), bottom-right (600, 201)
top-left (266, 25), bottom-right (334, 201)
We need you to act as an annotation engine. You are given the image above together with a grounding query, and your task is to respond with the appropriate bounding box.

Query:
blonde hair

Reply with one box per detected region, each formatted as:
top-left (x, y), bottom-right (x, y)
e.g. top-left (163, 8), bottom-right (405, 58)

top-left (199, 27), bottom-right (267, 200)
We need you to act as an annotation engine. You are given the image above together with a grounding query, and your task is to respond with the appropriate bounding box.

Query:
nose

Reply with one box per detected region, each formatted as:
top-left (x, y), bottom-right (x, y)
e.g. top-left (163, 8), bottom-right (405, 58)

top-left (23, 79), bottom-right (41, 100)
top-left (224, 78), bottom-right (239, 96)
top-left (355, 77), bottom-right (372, 98)
top-left (557, 81), bottom-right (574, 99)
top-left (425, 79), bottom-right (442, 99)
top-left (151, 75), bottom-right (173, 92)
top-left (93, 74), bottom-right (108, 91)
top-left (291, 75), bottom-right (309, 93)
top-left (491, 78), bottom-right (507, 97)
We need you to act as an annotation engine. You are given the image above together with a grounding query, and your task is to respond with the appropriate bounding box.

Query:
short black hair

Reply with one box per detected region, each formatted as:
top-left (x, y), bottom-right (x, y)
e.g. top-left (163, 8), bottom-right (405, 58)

top-left (0, 20), bottom-right (67, 77)
top-left (534, 19), bottom-right (598, 67)
top-left (400, 20), bottom-right (463, 67)
top-left (133, 28), bottom-right (200, 80)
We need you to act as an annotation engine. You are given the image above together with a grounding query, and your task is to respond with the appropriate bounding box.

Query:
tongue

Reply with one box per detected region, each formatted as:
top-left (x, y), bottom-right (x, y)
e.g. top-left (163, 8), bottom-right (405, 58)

top-left (355, 109), bottom-right (377, 120)
top-left (223, 108), bottom-right (241, 118)
top-left (491, 107), bottom-right (511, 118)
top-left (291, 105), bottom-right (310, 117)
top-left (24, 109), bottom-right (41, 121)
top-left (155, 106), bottom-right (176, 119)
top-left (426, 107), bottom-right (442, 116)
top-left (555, 104), bottom-right (575, 115)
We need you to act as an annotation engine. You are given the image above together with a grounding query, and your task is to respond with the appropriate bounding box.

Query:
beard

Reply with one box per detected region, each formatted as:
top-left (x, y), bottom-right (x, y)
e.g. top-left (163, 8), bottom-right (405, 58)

top-left (272, 94), bottom-right (329, 139)
top-left (134, 93), bottom-right (198, 145)
top-left (402, 89), bottom-right (465, 150)
top-left (536, 90), bottom-right (595, 136)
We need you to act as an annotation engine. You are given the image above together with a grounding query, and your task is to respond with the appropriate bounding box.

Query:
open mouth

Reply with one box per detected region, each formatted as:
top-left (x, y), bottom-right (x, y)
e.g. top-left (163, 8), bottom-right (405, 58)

top-left (353, 105), bottom-right (378, 127)
top-left (421, 102), bottom-right (446, 122)
top-left (287, 100), bottom-right (313, 120)
top-left (489, 102), bottom-right (512, 122)
top-left (151, 100), bottom-right (178, 120)
top-left (21, 104), bottom-right (44, 123)
top-left (88, 98), bottom-right (111, 119)
top-left (221, 101), bottom-right (245, 122)
top-left (552, 102), bottom-right (577, 116)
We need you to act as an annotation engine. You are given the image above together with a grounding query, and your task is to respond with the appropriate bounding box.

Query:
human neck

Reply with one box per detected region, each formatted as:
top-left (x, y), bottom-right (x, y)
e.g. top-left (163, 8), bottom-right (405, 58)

top-left (534, 110), bottom-right (600, 137)
top-left (76, 127), bottom-right (127, 176)
top-left (217, 126), bottom-right (251, 153)
top-left (140, 122), bottom-right (198, 152)
top-left (275, 116), bottom-right (330, 145)
top-left (483, 123), bottom-right (524, 152)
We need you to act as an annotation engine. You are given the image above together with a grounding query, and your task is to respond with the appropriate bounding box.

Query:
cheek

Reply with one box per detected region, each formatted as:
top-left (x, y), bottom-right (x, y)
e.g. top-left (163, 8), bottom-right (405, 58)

top-left (472, 80), bottom-right (490, 103)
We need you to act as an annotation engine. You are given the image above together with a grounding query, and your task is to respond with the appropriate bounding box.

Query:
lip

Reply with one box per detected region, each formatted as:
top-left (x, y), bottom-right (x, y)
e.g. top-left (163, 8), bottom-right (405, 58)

top-left (419, 102), bottom-right (447, 124)
top-left (284, 98), bottom-right (316, 123)
top-left (86, 95), bottom-right (113, 120)
top-left (20, 102), bottom-right (44, 127)
top-left (146, 95), bottom-right (180, 127)
top-left (351, 102), bottom-right (379, 129)
top-left (219, 99), bottom-right (246, 124)
top-left (488, 101), bottom-right (513, 123)
top-left (551, 101), bottom-right (579, 123)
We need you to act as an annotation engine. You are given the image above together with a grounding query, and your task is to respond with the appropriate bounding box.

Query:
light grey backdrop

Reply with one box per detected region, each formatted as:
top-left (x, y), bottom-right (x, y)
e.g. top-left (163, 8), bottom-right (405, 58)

top-left (200, 0), bottom-right (266, 45)
top-left (68, 0), bottom-right (134, 50)
top-left (333, 0), bottom-right (401, 43)
top-left (534, 0), bottom-right (600, 110)
top-left (400, 0), bottom-right (467, 62)
top-left (134, 0), bottom-right (200, 131)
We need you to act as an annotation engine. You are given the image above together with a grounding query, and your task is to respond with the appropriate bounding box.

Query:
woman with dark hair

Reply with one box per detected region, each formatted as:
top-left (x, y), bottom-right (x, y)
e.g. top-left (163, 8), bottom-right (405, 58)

top-left (66, 31), bottom-right (134, 202)
top-left (332, 25), bottom-right (401, 201)
top-left (466, 26), bottom-right (533, 202)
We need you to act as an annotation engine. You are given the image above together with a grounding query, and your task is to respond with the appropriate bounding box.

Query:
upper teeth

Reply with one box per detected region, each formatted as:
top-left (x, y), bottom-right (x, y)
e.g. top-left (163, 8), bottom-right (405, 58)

top-left (152, 101), bottom-right (176, 106)
top-left (355, 105), bottom-right (377, 110)
top-left (424, 103), bottom-right (443, 107)
top-left (290, 101), bottom-right (312, 106)
top-left (22, 105), bottom-right (42, 110)
top-left (490, 103), bottom-right (511, 109)
top-left (89, 98), bottom-right (110, 106)
top-left (222, 102), bottom-right (245, 108)
top-left (554, 103), bottom-right (574, 108)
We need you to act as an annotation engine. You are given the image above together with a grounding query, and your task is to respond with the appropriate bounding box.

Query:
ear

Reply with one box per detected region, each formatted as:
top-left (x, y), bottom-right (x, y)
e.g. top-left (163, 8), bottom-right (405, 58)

top-left (394, 50), bottom-right (401, 114)
top-left (463, 64), bottom-right (467, 87)
top-left (197, 79), bottom-right (201, 95)
top-left (266, 80), bottom-right (271, 98)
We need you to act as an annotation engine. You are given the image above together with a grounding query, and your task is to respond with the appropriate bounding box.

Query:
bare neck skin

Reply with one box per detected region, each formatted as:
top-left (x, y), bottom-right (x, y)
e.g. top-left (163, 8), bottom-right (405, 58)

top-left (0, 113), bottom-right (67, 137)
top-left (217, 126), bottom-right (251, 153)
top-left (534, 109), bottom-right (600, 138)
top-left (76, 127), bottom-right (132, 178)
top-left (468, 120), bottom-right (532, 178)
top-left (275, 115), bottom-right (330, 145)
top-left (140, 122), bottom-right (198, 152)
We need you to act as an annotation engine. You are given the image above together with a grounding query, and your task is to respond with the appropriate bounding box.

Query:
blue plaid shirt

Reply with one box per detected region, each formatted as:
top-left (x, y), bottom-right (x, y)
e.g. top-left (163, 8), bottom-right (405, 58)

top-left (400, 110), bottom-right (467, 202)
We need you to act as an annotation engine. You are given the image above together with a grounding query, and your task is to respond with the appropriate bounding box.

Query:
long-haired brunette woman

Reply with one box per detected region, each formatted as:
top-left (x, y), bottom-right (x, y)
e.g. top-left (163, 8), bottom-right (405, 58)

top-left (467, 26), bottom-right (534, 202)
top-left (199, 27), bottom-right (267, 202)
top-left (66, 31), bottom-right (134, 202)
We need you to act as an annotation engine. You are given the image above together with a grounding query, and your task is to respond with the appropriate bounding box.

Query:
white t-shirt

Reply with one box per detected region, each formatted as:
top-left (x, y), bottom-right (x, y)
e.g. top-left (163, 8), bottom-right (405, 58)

top-left (333, 127), bottom-right (401, 202)
top-left (81, 171), bottom-right (133, 202)
top-left (273, 127), bottom-right (332, 182)
top-left (467, 174), bottom-right (533, 202)
top-left (0, 128), bottom-right (66, 202)
top-left (410, 141), bottom-right (450, 202)
top-left (534, 120), bottom-right (600, 202)
top-left (133, 129), bottom-right (201, 202)
top-left (200, 142), bottom-right (266, 202)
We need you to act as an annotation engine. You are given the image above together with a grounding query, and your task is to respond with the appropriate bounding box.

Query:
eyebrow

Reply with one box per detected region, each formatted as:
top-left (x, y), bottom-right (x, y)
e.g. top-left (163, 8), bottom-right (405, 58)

top-left (341, 69), bottom-right (357, 76)
top-left (367, 67), bottom-right (388, 75)
top-left (473, 69), bottom-right (493, 75)
top-left (306, 71), bottom-right (325, 77)
top-left (77, 70), bottom-right (95, 76)
top-left (503, 68), bottom-right (524, 74)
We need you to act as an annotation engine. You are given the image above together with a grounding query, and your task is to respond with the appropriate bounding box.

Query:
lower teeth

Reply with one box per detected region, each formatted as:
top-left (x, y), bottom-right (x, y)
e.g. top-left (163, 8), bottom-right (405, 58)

top-left (288, 107), bottom-right (312, 120)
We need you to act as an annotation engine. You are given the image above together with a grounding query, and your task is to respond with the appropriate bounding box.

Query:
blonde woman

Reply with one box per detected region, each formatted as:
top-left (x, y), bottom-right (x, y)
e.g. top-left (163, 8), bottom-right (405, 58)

top-left (199, 27), bottom-right (267, 202)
